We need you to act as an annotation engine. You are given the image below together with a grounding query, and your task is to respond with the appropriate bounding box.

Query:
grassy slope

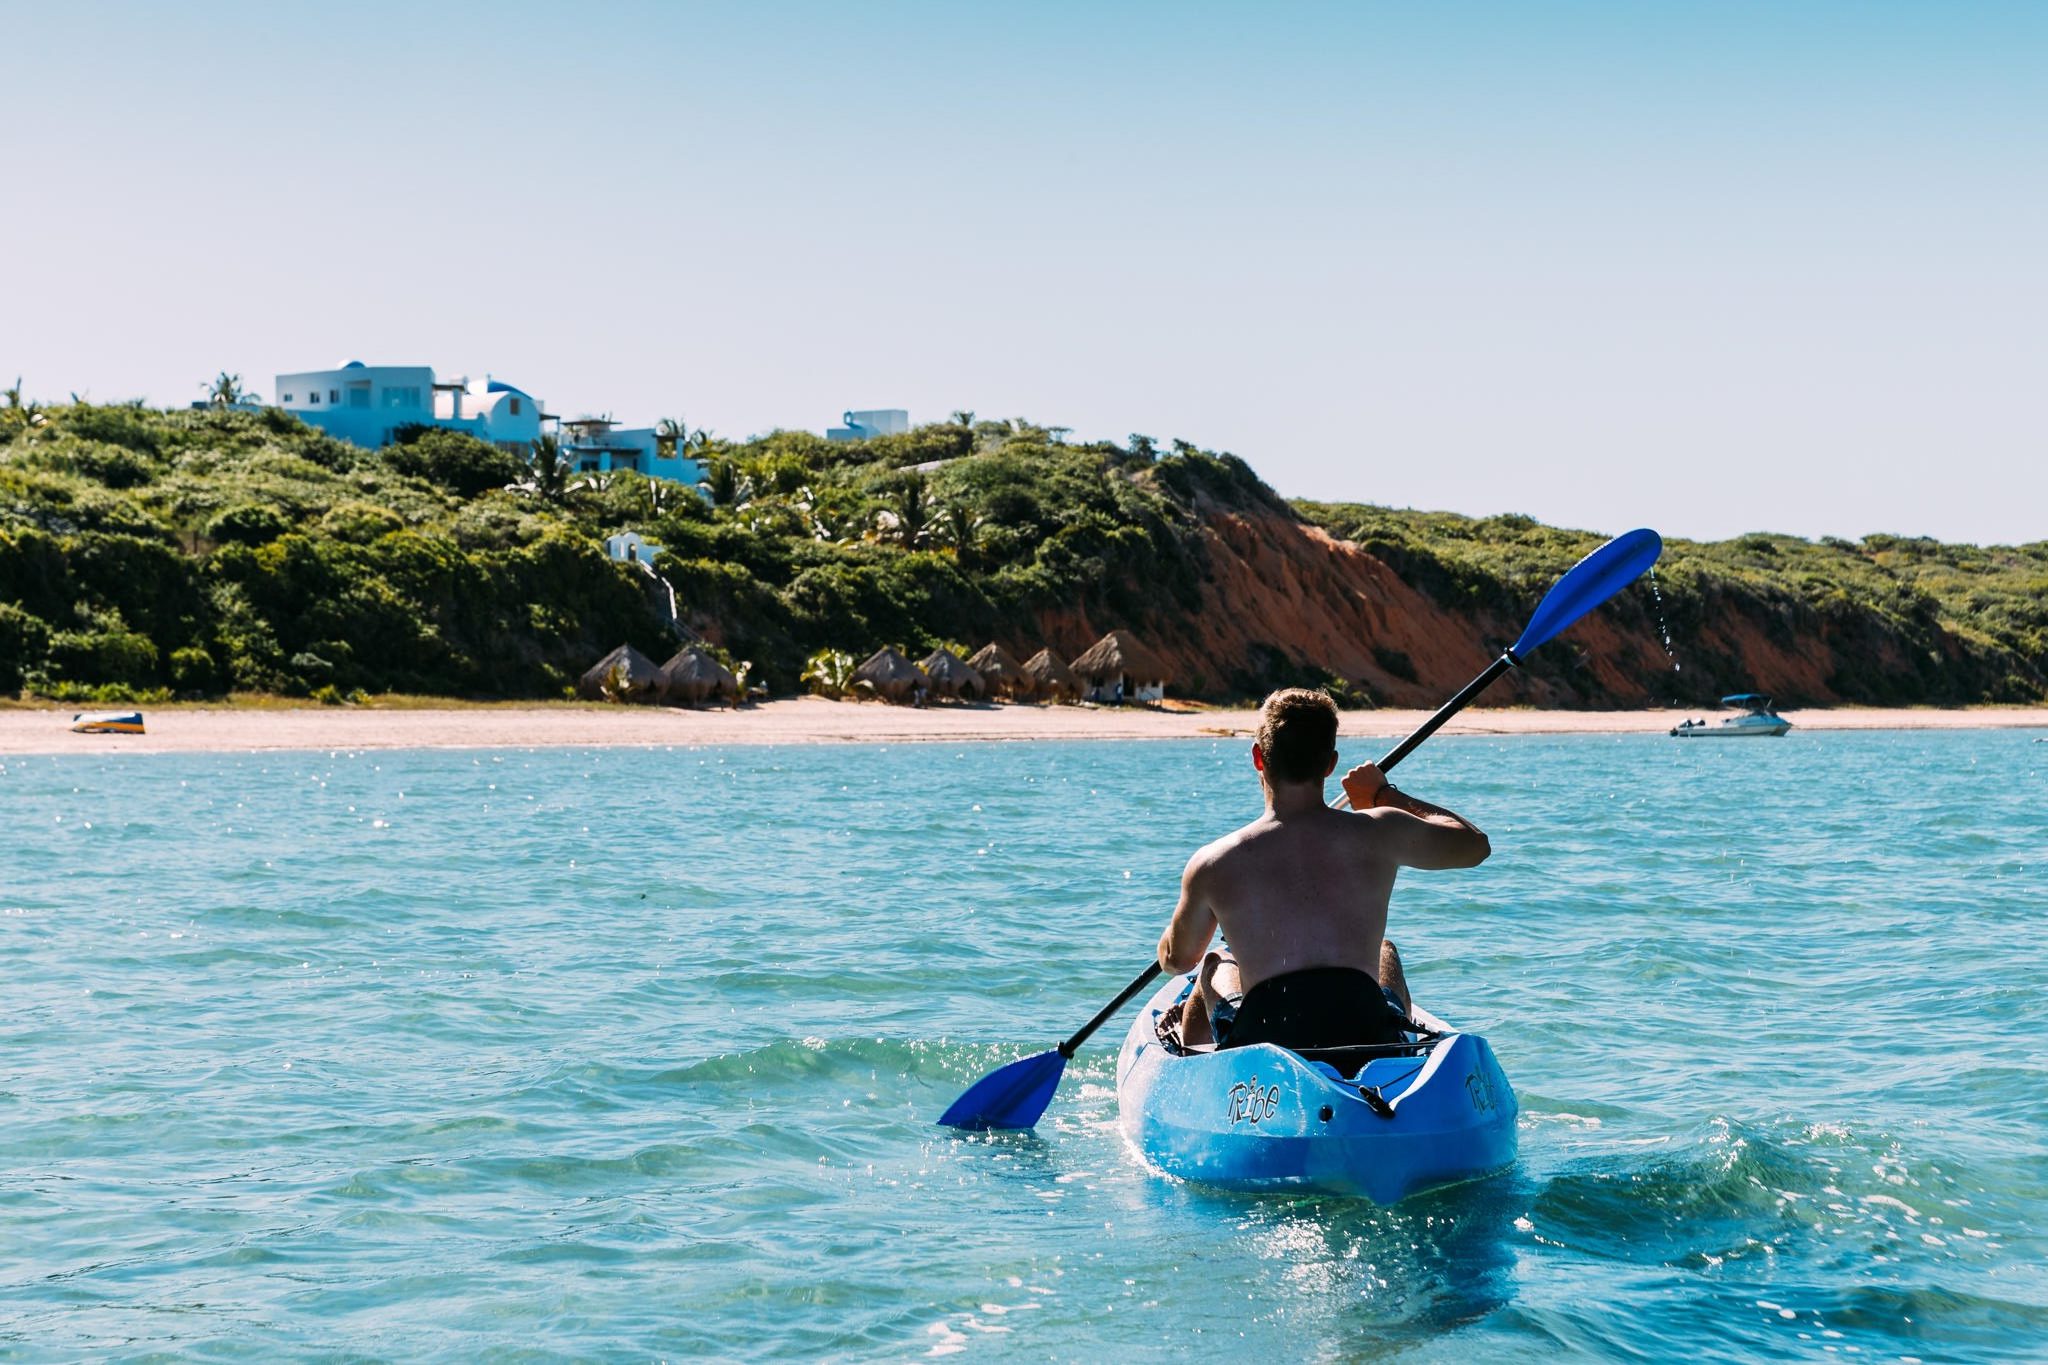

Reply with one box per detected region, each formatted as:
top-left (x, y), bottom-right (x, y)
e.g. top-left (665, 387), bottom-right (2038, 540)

top-left (1, 402), bottom-right (2042, 705)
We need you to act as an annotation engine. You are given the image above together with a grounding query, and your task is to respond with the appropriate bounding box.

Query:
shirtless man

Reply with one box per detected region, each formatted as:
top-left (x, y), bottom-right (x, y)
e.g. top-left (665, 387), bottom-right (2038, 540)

top-left (1156, 688), bottom-right (1491, 1051)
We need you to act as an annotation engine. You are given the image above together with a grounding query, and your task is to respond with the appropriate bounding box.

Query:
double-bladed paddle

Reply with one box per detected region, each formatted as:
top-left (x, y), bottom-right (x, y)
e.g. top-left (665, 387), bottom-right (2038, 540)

top-left (937, 527), bottom-right (1664, 1130)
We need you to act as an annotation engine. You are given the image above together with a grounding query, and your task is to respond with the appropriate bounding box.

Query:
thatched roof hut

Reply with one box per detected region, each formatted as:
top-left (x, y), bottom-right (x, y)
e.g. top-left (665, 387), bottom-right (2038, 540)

top-left (853, 646), bottom-right (928, 703)
top-left (919, 648), bottom-right (985, 701)
top-left (1070, 630), bottom-right (1172, 703)
top-left (659, 645), bottom-right (738, 707)
top-left (967, 643), bottom-right (1035, 700)
top-left (1022, 647), bottom-right (1082, 703)
top-left (578, 643), bottom-right (663, 703)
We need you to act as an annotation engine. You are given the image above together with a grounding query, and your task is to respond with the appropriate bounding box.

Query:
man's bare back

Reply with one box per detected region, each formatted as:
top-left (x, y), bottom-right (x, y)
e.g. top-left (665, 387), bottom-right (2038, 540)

top-left (1154, 689), bottom-right (1491, 1052)
top-left (1161, 762), bottom-right (1491, 990)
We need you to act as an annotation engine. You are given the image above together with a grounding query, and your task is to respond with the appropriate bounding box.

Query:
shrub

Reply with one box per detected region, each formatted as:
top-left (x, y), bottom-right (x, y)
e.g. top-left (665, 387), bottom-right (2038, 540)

top-left (208, 503), bottom-right (292, 546)
top-left (289, 651), bottom-right (336, 684)
top-left (27, 680), bottom-right (173, 704)
top-left (384, 428), bottom-right (527, 497)
top-left (1372, 646), bottom-right (1418, 683)
top-left (321, 501), bottom-right (405, 544)
top-left (169, 644), bottom-right (221, 694)
top-left (31, 438), bottom-right (158, 489)
top-left (0, 602), bottom-right (52, 691)
top-left (45, 625), bottom-right (159, 686)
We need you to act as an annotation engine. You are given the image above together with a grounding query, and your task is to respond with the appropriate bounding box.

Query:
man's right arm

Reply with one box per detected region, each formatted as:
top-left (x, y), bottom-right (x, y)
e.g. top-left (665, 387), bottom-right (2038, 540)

top-left (1157, 852), bottom-right (1218, 973)
top-left (1342, 764), bottom-right (1491, 870)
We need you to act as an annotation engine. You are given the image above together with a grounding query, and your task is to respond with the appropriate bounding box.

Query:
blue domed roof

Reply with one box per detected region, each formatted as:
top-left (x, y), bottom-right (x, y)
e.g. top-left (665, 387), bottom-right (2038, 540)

top-left (339, 359), bottom-right (366, 369)
top-left (486, 379), bottom-right (532, 398)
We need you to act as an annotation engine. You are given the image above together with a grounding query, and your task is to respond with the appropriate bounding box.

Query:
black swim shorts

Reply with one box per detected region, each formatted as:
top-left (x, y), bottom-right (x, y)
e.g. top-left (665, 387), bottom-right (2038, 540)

top-left (1214, 966), bottom-right (1411, 1051)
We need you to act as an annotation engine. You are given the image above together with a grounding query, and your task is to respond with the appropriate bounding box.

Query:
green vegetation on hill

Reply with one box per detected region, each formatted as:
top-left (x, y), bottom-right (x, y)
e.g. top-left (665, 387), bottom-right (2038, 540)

top-left (1, 395), bottom-right (2042, 706)
top-left (0, 403), bottom-right (1229, 700)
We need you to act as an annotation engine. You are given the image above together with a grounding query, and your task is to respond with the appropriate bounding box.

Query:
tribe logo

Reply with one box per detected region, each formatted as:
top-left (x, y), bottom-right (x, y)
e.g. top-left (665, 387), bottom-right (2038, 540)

top-left (1227, 1077), bottom-right (1281, 1126)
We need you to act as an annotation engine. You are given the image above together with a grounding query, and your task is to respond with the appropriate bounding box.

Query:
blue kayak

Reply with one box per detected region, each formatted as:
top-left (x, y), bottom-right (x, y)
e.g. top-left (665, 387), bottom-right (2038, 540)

top-left (1115, 971), bottom-right (1518, 1203)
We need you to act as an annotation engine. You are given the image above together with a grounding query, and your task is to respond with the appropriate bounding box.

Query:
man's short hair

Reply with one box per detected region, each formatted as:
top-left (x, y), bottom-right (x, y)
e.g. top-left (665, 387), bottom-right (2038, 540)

top-left (1256, 688), bottom-right (1339, 783)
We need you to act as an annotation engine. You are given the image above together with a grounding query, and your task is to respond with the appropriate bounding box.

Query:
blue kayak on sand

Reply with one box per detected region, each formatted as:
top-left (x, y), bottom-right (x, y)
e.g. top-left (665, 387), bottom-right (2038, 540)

top-left (1116, 972), bottom-right (1518, 1203)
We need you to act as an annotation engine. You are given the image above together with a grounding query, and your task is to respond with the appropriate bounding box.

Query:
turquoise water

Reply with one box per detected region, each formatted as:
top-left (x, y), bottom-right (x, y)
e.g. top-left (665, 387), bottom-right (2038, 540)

top-left (3, 731), bottom-right (2045, 1360)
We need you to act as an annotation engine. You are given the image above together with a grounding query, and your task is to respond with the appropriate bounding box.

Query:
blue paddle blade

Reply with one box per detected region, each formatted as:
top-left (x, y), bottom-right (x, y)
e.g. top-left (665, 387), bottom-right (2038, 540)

top-left (1512, 527), bottom-right (1663, 656)
top-left (937, 1048), bottom-right (1068, 1130)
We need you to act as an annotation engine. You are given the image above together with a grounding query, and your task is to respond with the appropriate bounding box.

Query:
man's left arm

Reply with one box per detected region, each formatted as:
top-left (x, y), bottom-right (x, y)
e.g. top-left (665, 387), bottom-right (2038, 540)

top-left (1157, 854), bottom-right (1217, 974)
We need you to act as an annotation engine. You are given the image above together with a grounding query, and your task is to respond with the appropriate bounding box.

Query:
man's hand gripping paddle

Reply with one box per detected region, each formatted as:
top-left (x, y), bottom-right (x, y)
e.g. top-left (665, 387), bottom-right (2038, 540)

top-left (937, 527), bottom-right (1664, 1130)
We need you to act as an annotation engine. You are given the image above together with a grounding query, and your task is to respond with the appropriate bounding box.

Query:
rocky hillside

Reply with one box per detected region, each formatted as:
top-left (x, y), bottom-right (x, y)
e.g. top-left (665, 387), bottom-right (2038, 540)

top-left (1024, 484), bottom-right (2047, 708)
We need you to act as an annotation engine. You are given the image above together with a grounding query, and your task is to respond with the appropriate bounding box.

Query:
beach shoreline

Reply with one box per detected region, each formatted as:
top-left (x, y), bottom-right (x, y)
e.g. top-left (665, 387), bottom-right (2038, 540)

top-left (1, 697), bottom-right (2043, 755)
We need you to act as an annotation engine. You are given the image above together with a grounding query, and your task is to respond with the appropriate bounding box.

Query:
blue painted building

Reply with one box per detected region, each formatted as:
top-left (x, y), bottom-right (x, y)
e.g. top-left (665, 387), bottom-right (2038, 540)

top-left (274, 362), bottom-right (547, 453)
top-left (272, 361), bottom-right (706, 489)
top-left (826, 408), bottom-right (910, 441)
top-left (560, 416), bottom-right (705, 486)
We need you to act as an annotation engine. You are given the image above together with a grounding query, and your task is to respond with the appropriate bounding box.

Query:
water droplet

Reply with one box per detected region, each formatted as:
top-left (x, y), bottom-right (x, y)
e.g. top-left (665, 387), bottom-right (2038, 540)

top-left (1647, 566), bottom-right (1684, 682)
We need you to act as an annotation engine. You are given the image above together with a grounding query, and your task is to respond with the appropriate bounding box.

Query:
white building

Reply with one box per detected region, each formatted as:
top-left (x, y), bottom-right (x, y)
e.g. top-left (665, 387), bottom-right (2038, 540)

top-left (275, 362), bottom-right (547, 453)
top-left (605, 531), bottom-right (664, 566)
top-left (826, 409), bottom-right (910, 442)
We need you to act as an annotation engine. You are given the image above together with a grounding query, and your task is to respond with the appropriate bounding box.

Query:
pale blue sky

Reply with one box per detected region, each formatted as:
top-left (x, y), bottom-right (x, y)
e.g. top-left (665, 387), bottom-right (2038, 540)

top-left (5, 1), bottom-right (2043, 543)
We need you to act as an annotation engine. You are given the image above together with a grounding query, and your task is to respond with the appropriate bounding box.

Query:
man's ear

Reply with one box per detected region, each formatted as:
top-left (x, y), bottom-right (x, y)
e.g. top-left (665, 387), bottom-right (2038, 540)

top-left (1251, 742), bottom-right (1265, 772)
top-left (1324, 752), bottom-right (1338, 777)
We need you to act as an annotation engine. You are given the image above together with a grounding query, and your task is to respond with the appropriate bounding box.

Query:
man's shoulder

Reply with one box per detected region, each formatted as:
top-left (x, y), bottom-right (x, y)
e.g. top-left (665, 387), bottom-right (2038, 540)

top-left (1189, 819), bottom-right (1268, 872)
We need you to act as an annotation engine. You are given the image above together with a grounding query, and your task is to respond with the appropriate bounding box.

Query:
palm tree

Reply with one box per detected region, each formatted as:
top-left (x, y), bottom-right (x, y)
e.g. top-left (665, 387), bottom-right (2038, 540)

top-left (204, 372), bottom-right (253, 407)
top-left (949, 410), bottom-right (975, 427)
top-left (932, 501), bottom-right (985, 560)
top-left (1, 378), bottom-right (45, 439)
top-left (598, 661), bottom-right (634, 705)
top-left (699, 457), bottom-right (754, 508)
top-left (800, 648), bottom-right (857, 699)
top-left (521, 433), bottom-right (568, 503)
top-left (883, 475), bottom-right (933, 547)
top-left (655, 416), bottom-right (687, 459)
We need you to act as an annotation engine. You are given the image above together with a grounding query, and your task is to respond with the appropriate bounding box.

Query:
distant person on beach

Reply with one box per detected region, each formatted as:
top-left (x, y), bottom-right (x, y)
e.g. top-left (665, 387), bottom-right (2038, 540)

top-left (1156, 688), bottom-right (1492, 1051)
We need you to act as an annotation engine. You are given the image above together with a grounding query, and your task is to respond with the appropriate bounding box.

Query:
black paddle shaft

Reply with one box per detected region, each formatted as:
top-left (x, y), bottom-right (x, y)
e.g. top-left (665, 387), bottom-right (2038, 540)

top-left (1056, 650), bottom-right (1522, 1059)
top-left (1058, 963), bottom-right (1163, 1057)
top-left (1371, 651), bottom-right (1516, 776)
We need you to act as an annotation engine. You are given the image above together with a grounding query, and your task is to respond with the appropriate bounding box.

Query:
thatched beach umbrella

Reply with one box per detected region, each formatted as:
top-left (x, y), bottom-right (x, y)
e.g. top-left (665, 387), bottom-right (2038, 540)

top-left (1070, 630), bottom-right (1173, 704)
top-left (919, 648), bottom-right (986, 701)
top-left (658, 645), bottom-right (738, 707)
top-left (852, 646), bottom-right (928, 703)
top-left (1022, 647), bottom-right (1082, 703)
top-left (967, 643), bottom-right (1035, 700)
top-left (578, 643), bottom-right (663, 703)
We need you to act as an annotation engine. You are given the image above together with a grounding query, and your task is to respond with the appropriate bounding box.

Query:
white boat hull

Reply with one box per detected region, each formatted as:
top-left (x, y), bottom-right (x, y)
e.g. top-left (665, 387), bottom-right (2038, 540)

top-left (1671, 716), bottom-right (1790, 738)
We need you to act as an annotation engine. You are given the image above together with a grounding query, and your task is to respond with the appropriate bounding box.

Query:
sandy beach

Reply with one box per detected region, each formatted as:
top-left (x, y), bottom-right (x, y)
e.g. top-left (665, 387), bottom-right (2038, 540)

top-left (1, 697), bottom-right (2043, 755)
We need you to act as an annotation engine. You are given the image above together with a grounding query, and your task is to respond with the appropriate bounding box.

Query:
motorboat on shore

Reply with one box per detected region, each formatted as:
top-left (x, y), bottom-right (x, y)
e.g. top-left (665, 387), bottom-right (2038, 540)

top-left (1671, 694), bottom-right (1790, 738)
top-left (70, 710), bottom-right (146, 735)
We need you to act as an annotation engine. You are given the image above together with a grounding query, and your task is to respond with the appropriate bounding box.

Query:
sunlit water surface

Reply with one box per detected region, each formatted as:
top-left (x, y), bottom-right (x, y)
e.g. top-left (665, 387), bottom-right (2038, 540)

top-left (3, 731), bottom-right (2045, 1360)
